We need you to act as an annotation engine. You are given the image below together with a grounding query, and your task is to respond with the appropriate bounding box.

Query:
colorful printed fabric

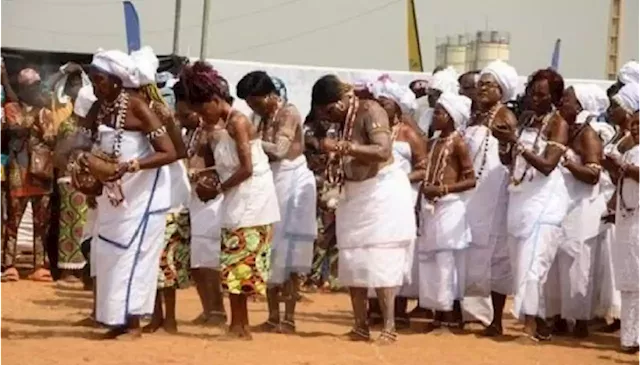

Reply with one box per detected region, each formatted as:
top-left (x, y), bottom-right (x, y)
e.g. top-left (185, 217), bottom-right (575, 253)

top-left (158, 211), bottom-right (191, 289)
top-left (220, 224), bottom-right (273, 296)
top-left (57, 181), bottom-right (88, 269)
top-left (3, 195), bottom-right (51, 268)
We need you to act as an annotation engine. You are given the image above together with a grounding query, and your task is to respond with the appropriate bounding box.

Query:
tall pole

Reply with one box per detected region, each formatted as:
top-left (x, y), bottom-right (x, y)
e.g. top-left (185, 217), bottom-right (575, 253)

top-left (200, 0), bottom-right (211, 60)
top-left (172, 0), bottom-right (182, 54)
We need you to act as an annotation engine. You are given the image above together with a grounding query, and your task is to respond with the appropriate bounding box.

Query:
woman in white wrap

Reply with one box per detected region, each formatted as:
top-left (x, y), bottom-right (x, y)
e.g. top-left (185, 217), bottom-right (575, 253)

top-left (418, 67), bottom-right (460, 136)
top-left (129, 47), bottom-right (192, 335)
top-left (366, 76), bottom-right (426, 327)
top-left (470, 60), bottom-right (520, 337)
top-left (552, 84), bottom-right (606, 338)
top-left (235, 71), bottom-right (316, 333)
top-left (418, 92), bottom-right (476, 331)
top-left (613, 109), bottom-right (640, 353)
top-left (492, 66), bottom-right (570, 342)
top-left (181, 61), bottom-right (280, 340)
top-left (311, 75), bottom-right (415, 344)
top-left (173, 80), bottom-right (227, 326)
top-left (82, 49), bottom-right (177, 339)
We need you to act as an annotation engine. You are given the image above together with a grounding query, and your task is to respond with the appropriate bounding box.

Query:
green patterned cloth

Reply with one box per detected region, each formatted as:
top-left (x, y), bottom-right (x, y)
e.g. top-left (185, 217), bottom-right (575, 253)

top-left (220, 224), bottom-right (273, 296)
top-left (158, 211), bottom-right (191, 289)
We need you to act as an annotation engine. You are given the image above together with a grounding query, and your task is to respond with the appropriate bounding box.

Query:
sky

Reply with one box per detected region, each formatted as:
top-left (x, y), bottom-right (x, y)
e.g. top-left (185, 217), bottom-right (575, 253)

top-left (2, 0), bottom-right (638, 79)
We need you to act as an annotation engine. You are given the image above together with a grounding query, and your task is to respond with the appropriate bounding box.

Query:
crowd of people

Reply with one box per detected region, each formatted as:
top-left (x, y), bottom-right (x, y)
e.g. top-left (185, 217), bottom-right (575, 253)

top-left (0, 47), bottom-right (638, 353)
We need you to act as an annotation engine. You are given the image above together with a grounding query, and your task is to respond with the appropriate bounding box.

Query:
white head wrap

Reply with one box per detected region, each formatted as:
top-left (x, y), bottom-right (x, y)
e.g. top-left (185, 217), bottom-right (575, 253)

top-left (437, 92), bottom-right (472, 131)
top-left (73, 85), bottom-right (97, 118)
top-left (130, 46), bottom-right (159, 86)
top-left (54, 65), bottom-right (92, 104)
top-left (430, 67), bottom-right (459, 94)
top-left (480, 60), bottom-right (519, 102)
top-left (370, 77), bottom-right (416, 114)
top-left (91, 49), bottom-right (140, 88)
top-left (618, 61), bottom-right (640, 85)
top-left (572, 84), bottom-right (609, 124)
top-left (613, 83), bottom-right (640, 114)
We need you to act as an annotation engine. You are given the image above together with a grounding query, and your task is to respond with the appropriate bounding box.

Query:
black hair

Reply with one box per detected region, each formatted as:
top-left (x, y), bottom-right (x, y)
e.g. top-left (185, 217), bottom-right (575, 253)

top-left (311, 74), bottom-right (344, 106)
top-left (458, 70), bottom-right (480, 83)
top-left (236, 70), bottom-right (276, 99)
top-left (607, 81), bottom-right (623, 98)
top-left (173, 79), bottom-right (187, 102)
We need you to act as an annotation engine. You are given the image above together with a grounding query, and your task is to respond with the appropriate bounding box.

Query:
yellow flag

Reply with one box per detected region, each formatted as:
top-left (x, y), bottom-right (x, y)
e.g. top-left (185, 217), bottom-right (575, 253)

top-left (407, 0), bottom-right (423, 72)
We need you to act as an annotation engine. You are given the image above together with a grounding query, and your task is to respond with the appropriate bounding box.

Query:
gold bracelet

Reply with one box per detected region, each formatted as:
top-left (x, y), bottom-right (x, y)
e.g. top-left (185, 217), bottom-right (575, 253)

top-left (585, 163), bottom-right (602, 171)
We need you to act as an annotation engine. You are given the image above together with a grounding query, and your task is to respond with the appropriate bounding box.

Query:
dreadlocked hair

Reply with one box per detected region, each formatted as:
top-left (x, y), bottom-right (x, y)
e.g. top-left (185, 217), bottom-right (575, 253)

top-left (141, 83), bottom-right (168, 107)
top-left (181, 61), bottom-right (234, 105)
top-left (311, 74), bottom-right (353, 106)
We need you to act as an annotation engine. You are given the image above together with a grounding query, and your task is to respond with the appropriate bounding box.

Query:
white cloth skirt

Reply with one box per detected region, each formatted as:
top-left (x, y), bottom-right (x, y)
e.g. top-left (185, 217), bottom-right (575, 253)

top-left (95, 211), bottom-right (166, 326)
top-left (269, 238), bottom-right (315, 285)
top-left (189, 194), bottom-right (223, 269)
top-left (339, 240), bottom-right (411, 288)
top-left (418, 249), bottom-right (466, 312)
top-left (557, 236), bottom-right (599, 320)
top-left (592, 225), bottom-right (621, 319)
top-left (509, 224), bottom-right (561, 320)
top-left (620, 290), bottom-right (639, 348)
top-left (465, 233), bottom-right (512, 297)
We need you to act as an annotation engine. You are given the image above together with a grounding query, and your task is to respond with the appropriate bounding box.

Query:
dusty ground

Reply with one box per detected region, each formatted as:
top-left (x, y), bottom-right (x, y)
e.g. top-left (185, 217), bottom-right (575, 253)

top-left (1, 282), bottom-right (637, 365)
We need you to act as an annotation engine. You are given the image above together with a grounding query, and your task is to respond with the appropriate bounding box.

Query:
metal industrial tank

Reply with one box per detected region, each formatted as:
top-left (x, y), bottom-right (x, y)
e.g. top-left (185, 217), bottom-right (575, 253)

top-left (473, 31), bottom-right (510, 70)
top-left (445, 35), bottom-right (468, 74)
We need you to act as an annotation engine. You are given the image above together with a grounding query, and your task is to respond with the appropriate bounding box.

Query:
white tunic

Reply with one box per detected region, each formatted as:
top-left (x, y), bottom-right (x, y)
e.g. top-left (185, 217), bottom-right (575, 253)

top-left (94, 125), bottom-right (171, 326)
top-left (213, 132), bottom-right (280, 230)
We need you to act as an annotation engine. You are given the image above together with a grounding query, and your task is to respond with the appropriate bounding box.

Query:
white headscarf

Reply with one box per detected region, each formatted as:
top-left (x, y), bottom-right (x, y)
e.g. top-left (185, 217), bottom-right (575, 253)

top-left (480, 60), bottom-right (519, 102)
top-left (572, 84), bottom-right (606, 124)
top-left (613, 82), bottom-right (640, 114)
top-left (53, 65), bottom-right (93, 104)
top-left (437, 92), bottom-right (472, 131)
top-left (73, 85), bottom-right (97, 118)
top-left (591, 122), bottom-right (616, 145)
top-left (370, 76), bottom-right (416, 114)
top-left (430, 66), bottom-right (459, 94)
top-left (618, 61), bottom-right (640, 85)
top-left (91, 49), bottom-right (140, 88)
top-left (130, 46), bottom-right (159, 86)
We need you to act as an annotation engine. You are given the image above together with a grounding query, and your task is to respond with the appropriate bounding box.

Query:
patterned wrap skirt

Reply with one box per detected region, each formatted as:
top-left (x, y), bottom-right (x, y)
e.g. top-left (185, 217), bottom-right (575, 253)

top-left (220, 224), bottom-right (273, 296)
top-left (57, 181), bottom-right (88, 270)
top-left (157, 210), bottom-right (191, 289)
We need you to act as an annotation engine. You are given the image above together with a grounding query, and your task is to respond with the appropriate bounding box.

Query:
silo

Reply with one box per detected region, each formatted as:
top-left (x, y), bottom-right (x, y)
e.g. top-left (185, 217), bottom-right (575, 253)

top-left (435, 37), bottom-right (448, 70)
top-left (474, 31), bottom-right (510, 70)
top-left (445, 35), bottom-right (468, 74)
top-left (465, 33), bottom-right (477, 72)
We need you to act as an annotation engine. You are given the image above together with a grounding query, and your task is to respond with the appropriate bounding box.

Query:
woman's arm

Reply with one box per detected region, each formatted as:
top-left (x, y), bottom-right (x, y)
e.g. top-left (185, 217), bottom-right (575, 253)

top-left (520, 114), bottom-right (569, 176)
top-left (151, 101), bottom-right (187, 159)
top-left (404, 124), bottom-right (428, 183)
top-left (445, 136), bottom-right (477, 194)
top-left (563, 127), bottom-right (602, 185)
top-left (219, 112), bottom-right (254, 193)
top-left (129, 97), bottom-right (177, 170)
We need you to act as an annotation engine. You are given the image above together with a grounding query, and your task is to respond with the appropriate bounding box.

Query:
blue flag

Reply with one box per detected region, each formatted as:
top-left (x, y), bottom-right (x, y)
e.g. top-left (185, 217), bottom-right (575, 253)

top-left (550, 39), bottom-right (561, 70)
top-left (123, 1), bottom-right (141, 53)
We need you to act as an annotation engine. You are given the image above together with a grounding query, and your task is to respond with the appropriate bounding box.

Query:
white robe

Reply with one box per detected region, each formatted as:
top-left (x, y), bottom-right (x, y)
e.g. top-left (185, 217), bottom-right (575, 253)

top-left (337, 163), bottom-right (416, 288)
top-left (463, 125), bottom-right (511, 297)
top-left (268, 155), bottom-right (317, 285)
top-left (417, 194), bottom-right (471, 312)
top-left (555, 150), bottom-right (607, 320)
top-left (189, 193), bottom-right (223, 269)
top-left (94, 125), bottom-right (171, 326)
top-left (506, 128), bottom-right (570, 319)
top-left (613, 145), bottom-right (639, 347)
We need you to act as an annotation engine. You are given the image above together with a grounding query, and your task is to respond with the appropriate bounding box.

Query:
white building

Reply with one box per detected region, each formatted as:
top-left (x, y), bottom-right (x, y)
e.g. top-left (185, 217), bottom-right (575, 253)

top-left (2, 0), bottom-right (638, 79)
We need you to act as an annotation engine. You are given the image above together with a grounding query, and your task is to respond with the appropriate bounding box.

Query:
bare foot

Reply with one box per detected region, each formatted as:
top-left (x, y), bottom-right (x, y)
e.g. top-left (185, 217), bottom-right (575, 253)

top-left (74, 317), bottom-right (97, 328)
top-left (254, 320), bottom-right (281, 333)
top-left (101, 326), bottom-right (127, 340)
top-left (28, 268), bottom-right (52, 282)
top-left (340, 327), bottom-right (371, 342)
top-left (142, 319), bottom-right (163, 334)
top-left (374, 330), bottom-right (398, 345)
top-left (116, 328), bottom-right (142, 341)
top-left (482, 323), bottom-right (503, 337)
top-left (163, 318), bottom-right (178, 334)
top-left (1, 267), bottom-right (19, 282)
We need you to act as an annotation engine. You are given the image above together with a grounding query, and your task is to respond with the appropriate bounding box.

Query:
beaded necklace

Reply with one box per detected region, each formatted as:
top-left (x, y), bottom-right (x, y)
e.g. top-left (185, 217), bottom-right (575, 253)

top-left (509, 111), bottom-right (552, 186)
top-left (324, 96), bottom-right (358, 190)
top-left (467, 104), bottom-right (500, 180)
top-left (95, 90), bottom-right (129, 158)
top-left (186, 117), bottom-right (204, 159)
top-left (422, 131), bottom-right (457, 203)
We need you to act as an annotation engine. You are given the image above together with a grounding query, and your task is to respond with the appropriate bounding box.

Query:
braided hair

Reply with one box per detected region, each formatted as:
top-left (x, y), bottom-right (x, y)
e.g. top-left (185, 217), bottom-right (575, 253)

top-left (181, 61), bottom-right (233, 105)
